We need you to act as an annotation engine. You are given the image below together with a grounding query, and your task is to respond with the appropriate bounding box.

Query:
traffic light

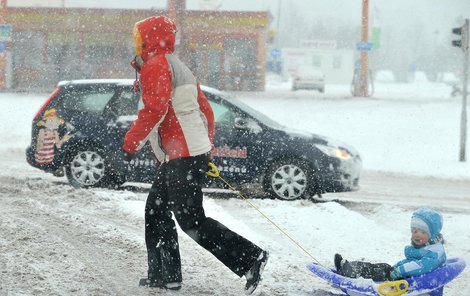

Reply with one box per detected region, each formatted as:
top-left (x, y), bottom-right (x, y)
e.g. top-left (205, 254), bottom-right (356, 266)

top-left (452, 24), bottom-right (468, 50)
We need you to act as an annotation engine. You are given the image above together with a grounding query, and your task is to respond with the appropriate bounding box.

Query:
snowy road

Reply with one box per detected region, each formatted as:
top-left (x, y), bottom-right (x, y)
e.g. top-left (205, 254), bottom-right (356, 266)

top-left (1, 87), bottom-right (469, 295)
top-left (1, 167), bottom-right (469, 296)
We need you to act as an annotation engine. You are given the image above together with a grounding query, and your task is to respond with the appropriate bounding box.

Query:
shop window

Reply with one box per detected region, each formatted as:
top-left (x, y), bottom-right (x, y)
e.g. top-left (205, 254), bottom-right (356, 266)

top-left (224, 38), bottom-right (257, 90)
top-left (188, 43), bottom-right (222, 89)
top-left (117, 46), bottom-right (134, 72)
top-left (207, 48), bottom-right (222, 89)
top-left (189, 48), bottom-right (204, 79)
top-left (12, 31), bottom-right (45, 88)
top-left (13, 31), bottom-right (44, 66)
top-left (84, 44), bottom-right (114, 77)
top-left (47, 32), bottom-right (82, 81)
top-left (48, 44), bottom-right (81, 80)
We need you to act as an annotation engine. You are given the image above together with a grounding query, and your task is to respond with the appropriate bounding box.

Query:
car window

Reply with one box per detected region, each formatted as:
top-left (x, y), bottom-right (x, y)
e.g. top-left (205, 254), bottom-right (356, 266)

top-left (61, 87), bottom-right (115, 114)
top-left (138, 96), bottom-right (144, 110)
top-left (112, 89), bottom-right (140, 116)
top-left (209, 100), bottom-right (234, 125)
top-left (222, 95), bottom-right (283, 129)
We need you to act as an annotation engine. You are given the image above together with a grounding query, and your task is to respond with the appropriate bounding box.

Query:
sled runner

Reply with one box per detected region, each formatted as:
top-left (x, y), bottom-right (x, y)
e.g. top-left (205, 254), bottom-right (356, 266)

top-left (307, 257), bottom-right (466, 296)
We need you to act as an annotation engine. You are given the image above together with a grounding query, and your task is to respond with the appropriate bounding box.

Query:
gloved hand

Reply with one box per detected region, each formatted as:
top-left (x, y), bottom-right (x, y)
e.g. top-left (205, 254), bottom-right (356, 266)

top-left (123, 149), bottom-right (135, 162)
top-left (390, 267), bottom-right (402, 280)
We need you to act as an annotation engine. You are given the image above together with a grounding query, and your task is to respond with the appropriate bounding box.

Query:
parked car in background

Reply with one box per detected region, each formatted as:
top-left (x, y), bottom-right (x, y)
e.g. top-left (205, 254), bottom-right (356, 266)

top-left (292, 66), bottom-right (325, 93)
top-left (26, 80), bottom-right (361, 200)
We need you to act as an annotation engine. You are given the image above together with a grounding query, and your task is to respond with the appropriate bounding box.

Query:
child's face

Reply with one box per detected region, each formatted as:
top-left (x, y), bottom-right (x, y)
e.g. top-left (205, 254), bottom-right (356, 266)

top-left (411, 228), bottom-right (430, 246)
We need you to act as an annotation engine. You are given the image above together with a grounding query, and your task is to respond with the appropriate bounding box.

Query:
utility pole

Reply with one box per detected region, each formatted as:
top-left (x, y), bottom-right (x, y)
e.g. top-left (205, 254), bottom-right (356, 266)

top-left (452, 19), bottom-right (469, 161)
top-left (352, 0), bottom-right (370, 97)
top-left (359, 0), bottom-right (369, 97)
top-left (168, 0), bottom-right (185, 23)
top-left (168, 0), bottom-right (185, 57)
top-left (277, 0), bottom-right (281, 47)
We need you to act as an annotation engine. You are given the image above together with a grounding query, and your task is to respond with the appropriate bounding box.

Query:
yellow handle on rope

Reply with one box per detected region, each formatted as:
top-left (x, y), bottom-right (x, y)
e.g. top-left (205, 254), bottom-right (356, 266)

top-left (206, 162), bottom-right (219, 177)
top-left (377, 280), bottom-right (409, 296)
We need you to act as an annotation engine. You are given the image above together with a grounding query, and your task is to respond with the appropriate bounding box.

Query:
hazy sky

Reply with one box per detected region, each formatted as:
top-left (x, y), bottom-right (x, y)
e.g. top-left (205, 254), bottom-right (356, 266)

top-left (9, 0), bottom-right (470, 39)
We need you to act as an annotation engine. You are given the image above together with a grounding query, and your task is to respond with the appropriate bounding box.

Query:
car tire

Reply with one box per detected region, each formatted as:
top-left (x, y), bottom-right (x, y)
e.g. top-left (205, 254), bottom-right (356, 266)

top-left (263, 158), bottom-right (317, 200)
top-left (65, 146), bottom-right (124, 189)
top-left (319, 87), bottom-right (325, 93)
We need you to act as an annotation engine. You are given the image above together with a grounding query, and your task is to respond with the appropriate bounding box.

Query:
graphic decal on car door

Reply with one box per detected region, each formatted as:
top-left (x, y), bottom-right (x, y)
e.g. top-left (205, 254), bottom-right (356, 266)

top-left (34, 108), bottom-right (73, 164)
top-left (212, 145), bottom-right (248, 174)
top-left (212, 145), bottom-right (247, 159)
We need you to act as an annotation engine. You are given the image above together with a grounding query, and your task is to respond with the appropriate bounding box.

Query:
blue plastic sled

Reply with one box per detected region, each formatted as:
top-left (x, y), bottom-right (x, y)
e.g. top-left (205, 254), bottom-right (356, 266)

top-left (307, 258), bottom-right (466, 296)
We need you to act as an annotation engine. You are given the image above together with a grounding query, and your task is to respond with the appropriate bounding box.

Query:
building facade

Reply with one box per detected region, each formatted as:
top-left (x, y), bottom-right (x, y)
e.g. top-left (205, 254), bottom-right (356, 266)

top-left (179, 10), bottom-right (268, 91)
top-left (5, 6), bottom-right (268, 91)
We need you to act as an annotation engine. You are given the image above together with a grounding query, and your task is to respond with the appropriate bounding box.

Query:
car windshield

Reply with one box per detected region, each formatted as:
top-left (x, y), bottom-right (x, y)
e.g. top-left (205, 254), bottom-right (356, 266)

top-left (219, 92), bottom-right (283, 129)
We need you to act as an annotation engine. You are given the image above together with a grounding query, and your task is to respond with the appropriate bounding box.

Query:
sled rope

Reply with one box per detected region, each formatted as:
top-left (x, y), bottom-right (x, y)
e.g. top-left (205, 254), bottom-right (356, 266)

top-left (207, 162), bottom-right (323, 266)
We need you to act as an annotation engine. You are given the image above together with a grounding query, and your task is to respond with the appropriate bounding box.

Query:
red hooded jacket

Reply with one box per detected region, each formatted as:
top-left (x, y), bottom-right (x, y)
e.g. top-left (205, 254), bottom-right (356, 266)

top-left (123, 16), bottom-right (215, 162)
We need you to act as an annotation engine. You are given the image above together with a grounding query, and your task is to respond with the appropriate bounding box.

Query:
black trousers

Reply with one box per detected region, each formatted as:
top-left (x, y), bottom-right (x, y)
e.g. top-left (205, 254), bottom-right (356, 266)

top-left (145, 153), bottom-right (262, 283)
top-left (339, 260), bottom-right (393, 282)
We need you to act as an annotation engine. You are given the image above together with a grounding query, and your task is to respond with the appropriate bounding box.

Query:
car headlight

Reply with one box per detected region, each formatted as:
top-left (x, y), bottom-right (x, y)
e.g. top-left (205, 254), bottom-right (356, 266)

top-left (314, 144), bottom-right (351, 160)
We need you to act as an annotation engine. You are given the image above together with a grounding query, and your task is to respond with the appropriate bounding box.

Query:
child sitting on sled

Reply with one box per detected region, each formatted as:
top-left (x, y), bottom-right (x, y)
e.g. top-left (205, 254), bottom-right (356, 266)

top-left (334, 207), bottom-right (446, 282)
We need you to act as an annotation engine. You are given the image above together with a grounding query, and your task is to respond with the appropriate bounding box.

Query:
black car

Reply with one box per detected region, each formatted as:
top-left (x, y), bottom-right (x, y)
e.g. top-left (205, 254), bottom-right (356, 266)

top-left (26, 79), bottom-right (361, 200)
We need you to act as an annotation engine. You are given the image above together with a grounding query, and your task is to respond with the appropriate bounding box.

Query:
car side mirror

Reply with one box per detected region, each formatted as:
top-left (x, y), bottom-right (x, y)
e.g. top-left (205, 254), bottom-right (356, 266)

top-left (234, 117), bottom-right (262, 134)
top-left (234, 117), bottom-right (248, 129)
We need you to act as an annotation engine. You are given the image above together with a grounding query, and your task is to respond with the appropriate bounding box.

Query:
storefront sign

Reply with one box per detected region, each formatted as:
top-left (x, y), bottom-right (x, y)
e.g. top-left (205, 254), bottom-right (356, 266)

top-left (300, 39), bottom-right (337, 50)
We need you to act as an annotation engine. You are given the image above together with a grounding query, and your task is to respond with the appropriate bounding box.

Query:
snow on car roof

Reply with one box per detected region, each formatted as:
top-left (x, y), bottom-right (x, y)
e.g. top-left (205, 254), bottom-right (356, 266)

top-left (57, 80), bottom-right (221, 94)
top-left (57, 79), bottom-right (135, 87)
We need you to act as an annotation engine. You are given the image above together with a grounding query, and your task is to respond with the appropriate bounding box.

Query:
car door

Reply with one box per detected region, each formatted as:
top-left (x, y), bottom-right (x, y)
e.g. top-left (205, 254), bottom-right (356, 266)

top-left (206, 93), bottom-right (264, 183)
top-left (104, 86), bottom-right (157, 183)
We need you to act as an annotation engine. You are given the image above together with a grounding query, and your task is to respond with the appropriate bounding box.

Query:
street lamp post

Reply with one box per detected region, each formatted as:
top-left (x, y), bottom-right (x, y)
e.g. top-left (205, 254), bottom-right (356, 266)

top-left (458, 19), bottom-right (469, 162)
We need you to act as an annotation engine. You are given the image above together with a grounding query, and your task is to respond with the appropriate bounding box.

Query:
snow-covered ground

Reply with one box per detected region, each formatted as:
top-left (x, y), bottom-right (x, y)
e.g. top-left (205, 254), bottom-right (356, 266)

top-left (0, 80), bottom-right (469, 296)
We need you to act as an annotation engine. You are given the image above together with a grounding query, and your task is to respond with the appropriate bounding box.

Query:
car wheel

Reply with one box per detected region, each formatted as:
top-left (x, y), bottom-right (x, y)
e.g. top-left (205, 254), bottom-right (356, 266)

top-left (319, 87), bottom-right (325, 93)
top-left (65, 147), bottom-right (115, 188)
top-left (263, 158), bottom-right (317, 200)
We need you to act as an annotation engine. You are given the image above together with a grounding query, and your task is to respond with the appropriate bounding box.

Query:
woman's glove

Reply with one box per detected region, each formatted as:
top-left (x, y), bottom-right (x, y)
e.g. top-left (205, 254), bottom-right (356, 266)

top-left (122, 148), bottom-right (135, 162)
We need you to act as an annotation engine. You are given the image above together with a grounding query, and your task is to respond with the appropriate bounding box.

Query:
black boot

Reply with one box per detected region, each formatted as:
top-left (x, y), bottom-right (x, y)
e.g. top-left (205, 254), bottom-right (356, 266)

top-left (334, 254), bottom-right (357, 278)
top-left (245, 250), bottom-right (269, 295)
top-left (334, 254), bottom-right (343, 272)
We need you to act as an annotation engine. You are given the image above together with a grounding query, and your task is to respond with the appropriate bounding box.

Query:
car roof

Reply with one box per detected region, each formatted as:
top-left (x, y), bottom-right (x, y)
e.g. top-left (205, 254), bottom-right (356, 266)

top-left (58, 79), bottom-right (135, 87)
top-left (57, 79), bottom-right (224, 97)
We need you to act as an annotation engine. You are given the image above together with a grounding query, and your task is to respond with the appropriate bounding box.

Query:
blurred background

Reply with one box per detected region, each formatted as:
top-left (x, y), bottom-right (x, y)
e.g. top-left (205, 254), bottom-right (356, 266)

top-left (0, 0), bottom-right (469, 92)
